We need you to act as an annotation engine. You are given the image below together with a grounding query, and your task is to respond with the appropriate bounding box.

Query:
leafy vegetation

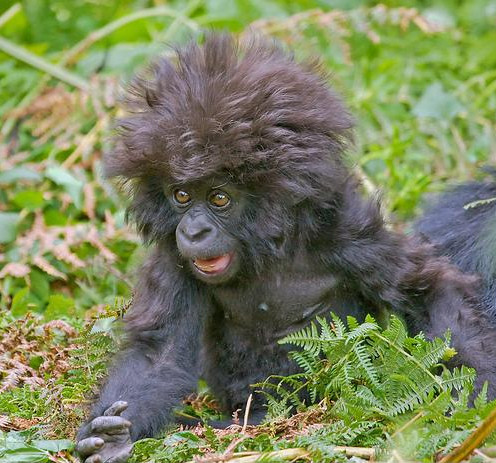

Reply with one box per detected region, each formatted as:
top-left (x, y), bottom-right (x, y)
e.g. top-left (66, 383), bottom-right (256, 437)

top-left (119, 316), bottom-right (496, 462)
top-left (1, 0), bottom-right (496, 461)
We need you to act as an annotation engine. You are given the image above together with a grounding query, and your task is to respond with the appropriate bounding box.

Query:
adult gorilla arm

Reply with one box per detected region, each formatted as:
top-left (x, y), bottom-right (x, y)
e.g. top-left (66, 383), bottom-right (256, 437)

top-left (326, 189), bottom-right (496, 396)
top-left (415, 180), bottom-right (496, 321)
top-left (76, 248), bottom-right (206, 461)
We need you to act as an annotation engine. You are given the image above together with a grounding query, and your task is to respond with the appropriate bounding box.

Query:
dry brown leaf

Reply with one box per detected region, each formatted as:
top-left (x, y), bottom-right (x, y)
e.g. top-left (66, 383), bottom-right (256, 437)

top-left (52, 244), bottom-right (85, 268)
top-left (0, 314), bottom-right (79, 392)
top-left (33, 255), bottom-right (67, 280)
top-left (87, 227), bottom-right (116, 262)
top-left (43, 320), bottom-right (77, 337)
top-left (0, 415), bottom-right (41, 431)
top-left (0, 262), bottom-right (31, 279)
top-left (83, 182), bottom-right (96, 220)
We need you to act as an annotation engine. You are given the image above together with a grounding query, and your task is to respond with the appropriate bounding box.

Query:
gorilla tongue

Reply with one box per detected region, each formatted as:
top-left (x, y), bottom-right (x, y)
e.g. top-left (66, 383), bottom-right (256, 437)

top-left (193, 254), bottom-right (231, 274)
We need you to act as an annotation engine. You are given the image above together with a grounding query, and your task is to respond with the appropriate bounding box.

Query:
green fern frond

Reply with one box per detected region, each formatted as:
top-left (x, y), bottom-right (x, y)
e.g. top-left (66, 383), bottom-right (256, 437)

top-left (262, 311), bottom-right (496, 460)
top-left (279, 322), bottom-right (323, 356)
top-left (474, 381), bottom-right (489, 408)
top-left (352, 340), bottom-right (380, 387)
top-left (346, 322), bottom-right (379, 343)
top-left (440, 366), bottom-right (476, 392)
top-left (331, 313), bottom-right (348, 337)
top-left (382, 316), bottom-right (408, 345)
top-left (316, 315), bottom-right (335, 340)
top-left (289, 350), bottom-right (321, 375)
top-left (354, 385), bottom-right (386, 411)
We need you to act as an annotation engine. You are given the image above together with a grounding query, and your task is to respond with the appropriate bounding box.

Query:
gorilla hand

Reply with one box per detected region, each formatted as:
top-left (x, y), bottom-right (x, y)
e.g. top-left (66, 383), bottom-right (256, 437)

top-left (76, 401), bottom-right (132, 463)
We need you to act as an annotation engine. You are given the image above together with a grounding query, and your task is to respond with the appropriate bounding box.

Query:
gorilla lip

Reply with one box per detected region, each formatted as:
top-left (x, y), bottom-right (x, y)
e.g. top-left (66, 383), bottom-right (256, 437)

top-left (193, 253), bottom-right (233, 274)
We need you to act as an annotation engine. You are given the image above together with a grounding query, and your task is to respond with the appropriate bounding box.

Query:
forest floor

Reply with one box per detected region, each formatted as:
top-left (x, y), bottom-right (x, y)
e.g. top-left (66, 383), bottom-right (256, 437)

top-left (1, 1), bottom-right (496, 461)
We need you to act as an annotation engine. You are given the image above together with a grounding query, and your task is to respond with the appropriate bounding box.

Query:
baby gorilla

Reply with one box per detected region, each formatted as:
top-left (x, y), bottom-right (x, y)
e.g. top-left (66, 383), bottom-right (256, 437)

top-left (77, 34), bottom-right (496, 463)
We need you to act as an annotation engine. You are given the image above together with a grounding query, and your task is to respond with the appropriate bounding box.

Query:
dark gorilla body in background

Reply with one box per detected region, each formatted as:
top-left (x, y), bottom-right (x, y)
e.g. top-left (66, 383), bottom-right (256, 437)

top-left (416, 178), bottom-right (496, 320)
top-left (76, 34), bottom-right (496, 463)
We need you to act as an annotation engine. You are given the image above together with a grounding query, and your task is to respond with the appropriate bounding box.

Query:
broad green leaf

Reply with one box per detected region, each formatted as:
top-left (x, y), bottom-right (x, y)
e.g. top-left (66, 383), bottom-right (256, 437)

top-left (10, 287), bottom-right (30, 317)
top-left (30, 269), bottom-right (50, 303)
top-left (241, 0), bottom-right (287, 18)
top-left (0, 448), bottom-right (48, 463)
top-left (29, 355), bottom-right (44, 370)
top-left (12, 190), bottom-right (44, 210)
top-left (0, 167), bottom-right (42, 184)
top-left (31, 439), bottom-right (73, 452)
top-left (44, 294), bottom-right (75, 320)
top-left (205, 0), bottom-right (239, 18)
top-left (45, 166), bottom-right (84, 209)
top-left (412, 83), bottom-right (464, 120)
top-left (43, 208), bottom-right (68, 226)
top-left (77, 43), bottom-right (163, 75)
top-left (0, 212), bottom-right (21, 243)
top-left (163, 431), bottom-right (201, 445)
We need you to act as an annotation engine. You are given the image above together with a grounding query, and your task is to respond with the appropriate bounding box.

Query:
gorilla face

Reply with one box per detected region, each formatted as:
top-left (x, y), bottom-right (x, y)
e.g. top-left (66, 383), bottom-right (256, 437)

top-left (170, 180), bottom-right (242, 284)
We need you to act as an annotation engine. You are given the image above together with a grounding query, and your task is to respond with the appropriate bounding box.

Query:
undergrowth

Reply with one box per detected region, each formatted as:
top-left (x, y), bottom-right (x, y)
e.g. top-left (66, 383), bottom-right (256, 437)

top-left (2, 0), bottom-right (496, 461)
top-left (126, 315), bottom-right (496, 462)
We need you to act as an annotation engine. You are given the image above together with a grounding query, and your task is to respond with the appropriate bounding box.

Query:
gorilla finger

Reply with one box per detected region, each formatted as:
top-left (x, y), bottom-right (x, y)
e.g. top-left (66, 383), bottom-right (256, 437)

top-left (76, 437), bottom-right (104, 456)
top-left (91, 416), bottom-right (131, 433)
top-left (106, 449), bottom-right (133, 463)
top-left (85, 455), bottom-right (103, 463)
top-left (104, 401), bottom-right (128, 417)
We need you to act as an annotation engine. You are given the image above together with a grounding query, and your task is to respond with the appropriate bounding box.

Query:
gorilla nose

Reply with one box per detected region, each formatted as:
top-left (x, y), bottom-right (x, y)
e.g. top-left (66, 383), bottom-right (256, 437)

top-left (180, 222), bottom-right (213, 242)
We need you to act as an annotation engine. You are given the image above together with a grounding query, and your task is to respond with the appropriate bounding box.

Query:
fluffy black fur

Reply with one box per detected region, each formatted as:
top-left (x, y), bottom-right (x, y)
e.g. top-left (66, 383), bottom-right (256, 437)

top-left (416, 177), bottom-right (496, 320)
top-left (76, 34), bottom-right (496, 463)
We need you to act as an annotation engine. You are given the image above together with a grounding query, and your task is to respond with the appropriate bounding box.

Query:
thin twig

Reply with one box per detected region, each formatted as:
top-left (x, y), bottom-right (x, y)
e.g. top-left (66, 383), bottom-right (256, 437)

top-left (334, 446), bottom-right (375, 459)
top-left (241, 394), bottom-right (252, 434)
top-left (191, 448), bottom-right (309, 463)
top-left (189, 446), bottom-right (374, 463)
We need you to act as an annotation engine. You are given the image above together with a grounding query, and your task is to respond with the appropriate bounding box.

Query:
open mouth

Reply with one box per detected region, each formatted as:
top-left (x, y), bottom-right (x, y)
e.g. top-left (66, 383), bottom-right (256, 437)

top-left (193, 253), bottom-right (233, 275)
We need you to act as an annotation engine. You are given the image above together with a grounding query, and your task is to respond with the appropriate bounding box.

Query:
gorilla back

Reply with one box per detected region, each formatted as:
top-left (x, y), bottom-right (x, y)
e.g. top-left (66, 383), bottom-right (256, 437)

top-left (416, 179), bottom-right (496, 320)
top-left (76, 34), bottom-right (496, 463)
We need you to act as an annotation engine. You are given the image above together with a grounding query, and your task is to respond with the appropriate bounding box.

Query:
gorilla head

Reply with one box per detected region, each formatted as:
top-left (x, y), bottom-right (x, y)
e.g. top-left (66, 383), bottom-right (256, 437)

top-left (104, 34), bottom-right (353, 283)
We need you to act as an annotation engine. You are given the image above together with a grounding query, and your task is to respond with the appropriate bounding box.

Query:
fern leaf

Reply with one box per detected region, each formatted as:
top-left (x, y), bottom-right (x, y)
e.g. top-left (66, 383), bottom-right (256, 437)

top-left (352, 340), bottom-right (379, 387)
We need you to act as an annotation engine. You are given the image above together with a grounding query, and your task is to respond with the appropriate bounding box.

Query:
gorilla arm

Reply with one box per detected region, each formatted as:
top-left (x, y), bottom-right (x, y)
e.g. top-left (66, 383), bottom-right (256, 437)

top-left (328, 192), bottom-right (496, 396)
top-left (76, 248), bottom-right (206, 462)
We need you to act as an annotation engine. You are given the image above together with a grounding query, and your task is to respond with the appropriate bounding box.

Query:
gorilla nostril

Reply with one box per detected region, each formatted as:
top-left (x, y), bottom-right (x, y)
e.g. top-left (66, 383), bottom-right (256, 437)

top-left (183, 225), bottom-right (212, 242)
top-left (193, 227), bottom-right (211, 240)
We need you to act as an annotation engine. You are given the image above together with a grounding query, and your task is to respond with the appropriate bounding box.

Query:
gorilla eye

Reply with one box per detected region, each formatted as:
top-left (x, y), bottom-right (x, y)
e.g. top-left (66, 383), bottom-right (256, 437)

top-left (173, 189), bottom-right (191, 205)
top-left (209, 191), bottom-right (230, 208)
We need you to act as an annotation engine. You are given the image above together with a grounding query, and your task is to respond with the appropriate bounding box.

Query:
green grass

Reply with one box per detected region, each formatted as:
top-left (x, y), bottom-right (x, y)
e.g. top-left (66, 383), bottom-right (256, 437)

top-left (1, 0), bottom-right (496, 461)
